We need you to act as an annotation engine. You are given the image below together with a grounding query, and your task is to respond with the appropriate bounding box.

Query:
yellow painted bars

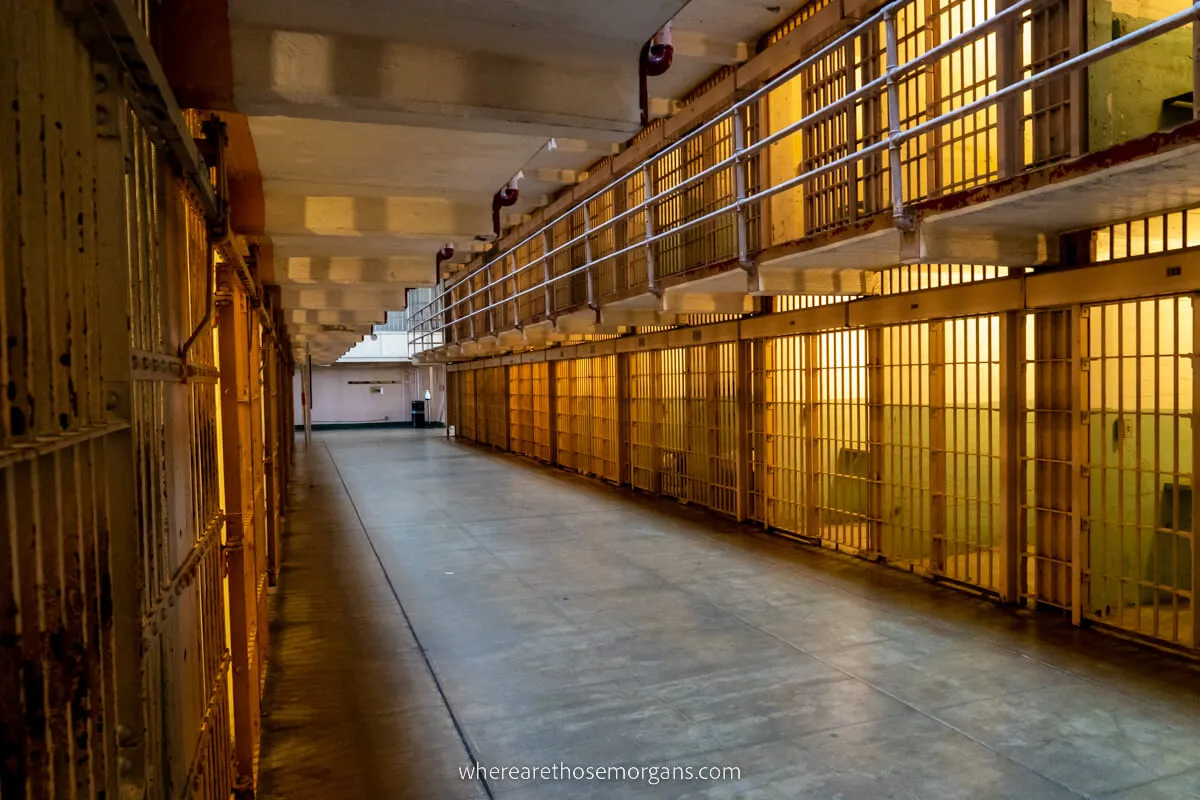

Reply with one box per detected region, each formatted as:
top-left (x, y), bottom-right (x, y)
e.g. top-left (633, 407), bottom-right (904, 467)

top-left (452, 255), bottom-right (1200, 656)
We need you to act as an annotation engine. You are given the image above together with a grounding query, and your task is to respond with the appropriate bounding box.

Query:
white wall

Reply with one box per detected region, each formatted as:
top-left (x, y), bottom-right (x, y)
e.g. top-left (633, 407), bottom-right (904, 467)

top-left (294, 363), bottom-right (447, 425)
top-left (337, 332), bottom-right (414, 362)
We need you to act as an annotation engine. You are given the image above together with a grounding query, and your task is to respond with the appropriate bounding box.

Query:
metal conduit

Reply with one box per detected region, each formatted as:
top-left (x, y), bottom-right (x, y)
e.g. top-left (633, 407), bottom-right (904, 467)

top-left (410, 1), bottom-right (1200, 351)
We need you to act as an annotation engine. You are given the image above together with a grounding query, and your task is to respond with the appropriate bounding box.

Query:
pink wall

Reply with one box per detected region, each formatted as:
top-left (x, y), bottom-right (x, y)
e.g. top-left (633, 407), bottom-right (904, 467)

top-left (294, 364), bottom-right (446, 425)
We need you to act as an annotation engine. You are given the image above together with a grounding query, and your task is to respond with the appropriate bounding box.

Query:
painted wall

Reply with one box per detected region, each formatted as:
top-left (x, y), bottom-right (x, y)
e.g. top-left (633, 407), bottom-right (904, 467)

top-left (1089, 0), bottom-right (1194, 150)
top-left (338, 332), bottom-right (414, 362)
top-left (294, 363), bottom-right (447, 425)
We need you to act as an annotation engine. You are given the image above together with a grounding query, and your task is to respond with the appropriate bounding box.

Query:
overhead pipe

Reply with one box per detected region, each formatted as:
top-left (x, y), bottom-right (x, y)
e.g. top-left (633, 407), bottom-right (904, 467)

top-left (639, 21), bottom-right (674, 127)
top-left (491, 173), bottom-right (523, 239)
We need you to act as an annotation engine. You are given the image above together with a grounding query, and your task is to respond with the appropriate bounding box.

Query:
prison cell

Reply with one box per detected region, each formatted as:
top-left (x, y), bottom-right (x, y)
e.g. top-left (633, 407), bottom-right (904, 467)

top-left (529, 362), bottom-right (553, 462)
top-left (750, 335), bottom-right (811, 532)
top-left (877, 322), bottom-right (934, 573)
top-left (446, 251), bottom-right (1200, 656)
top-left (480, 366), bottom-right (509, 449)
top-left (1, 2), bottom-right (294, 795)
top-left (810, 329), bottom-right (876, 552)
top-left (508, 361), bottom-right (551, 460)
top-left (1083, 296), bottom-right (1195, 648)
top-left (940, 316), bottom-right (1005, 589)
top-left (460, 370), bottom-right (478, 440)
top-left (557, 356), bottom-right (620, 482)
top-left (509, 363), bottom-right (536, 458)
top-left (1022, 307), bottom-right (1080, 615)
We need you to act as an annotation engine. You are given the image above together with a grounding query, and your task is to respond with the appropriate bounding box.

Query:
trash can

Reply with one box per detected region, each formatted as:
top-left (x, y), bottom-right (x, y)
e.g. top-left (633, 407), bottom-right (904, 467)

top-left (411, 400), bottom-right (427, 428)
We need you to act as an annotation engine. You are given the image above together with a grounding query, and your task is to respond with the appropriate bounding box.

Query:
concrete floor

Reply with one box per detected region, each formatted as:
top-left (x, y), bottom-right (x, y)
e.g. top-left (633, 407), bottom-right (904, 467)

top-left (259, 429), bottom-right (1200, 800)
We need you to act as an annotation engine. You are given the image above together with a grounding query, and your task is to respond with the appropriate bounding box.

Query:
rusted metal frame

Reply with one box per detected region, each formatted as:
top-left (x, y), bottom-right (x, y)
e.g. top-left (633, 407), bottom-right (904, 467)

top-left (215, 240), bottom-right (279, 356)
top-left (29, 13), bottom-right (79, 777)
top-left (929, 320), bottom-right (948, 572)
top-left (91, 59), bottom-right (144, 799)
top-left (0, 0), bottom-right (16, 447)
top-left (183, 650), bottom-right (232, 796)
top-left (263, 342), bottom-right (282, 587)
top-left (0, 422), bottom-right (131, 471)
top-left (131, 349), bottom-right (221, 383)
top-left (214, 280), bottom-right (260, 795)
top-left (179, 116), bottom-right (228, 371)
top-left (248, 315), bottom-right (270, 701)
top-left (69, 32), bottom-right (108, 766)
top-left (140, 509), bottom-right (222, 640)
top-left (57, 0), bottom-right (220, 223)
top-left (998, 311), bottom-right (1024, 602)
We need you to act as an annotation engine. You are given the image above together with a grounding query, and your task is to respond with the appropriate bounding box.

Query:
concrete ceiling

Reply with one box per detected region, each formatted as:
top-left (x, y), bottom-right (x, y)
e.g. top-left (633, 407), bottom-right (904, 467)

top-left (228, 0), bottom-right (801, 363)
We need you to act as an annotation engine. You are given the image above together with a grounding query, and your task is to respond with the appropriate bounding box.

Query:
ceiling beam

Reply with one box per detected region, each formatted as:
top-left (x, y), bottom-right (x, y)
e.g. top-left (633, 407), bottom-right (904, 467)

top-left (232, 24), bottom-right (645, 140)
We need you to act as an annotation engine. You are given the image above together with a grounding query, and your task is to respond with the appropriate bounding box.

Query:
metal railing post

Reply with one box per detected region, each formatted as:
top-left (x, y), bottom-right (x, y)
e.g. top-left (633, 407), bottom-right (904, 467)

top-left (485, 263), bottom-right (496, 334)
top-left (642, 163), bottom-right (660, 294)
top-left (995, 0), bottom-right (1022, 178)
top-left (542, 230), bottom-right (554, 319)
top-left (510, 254), bottom-right (521, 329)
top-left (582, 205), bottom-right (597, 309)
top-left (732, 108), bottom-right (753, 272)
top-left (470, 282), bottom-right (478, 340)
top-left (883, 9), bottom-right (911, 229)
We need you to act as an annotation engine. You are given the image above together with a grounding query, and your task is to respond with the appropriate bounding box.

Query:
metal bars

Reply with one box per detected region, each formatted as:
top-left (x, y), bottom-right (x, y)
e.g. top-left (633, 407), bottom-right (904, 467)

top-left (1083, 296), bottom-right (1195, 648)
top-left (408, 0), bottom-right (1195, 349)
top-left (0, 4), bottom-right (294, 797)
top-left (553, 357), bottom-right (620, 481)
top-left (448, 279), bottom-right (1200, 654)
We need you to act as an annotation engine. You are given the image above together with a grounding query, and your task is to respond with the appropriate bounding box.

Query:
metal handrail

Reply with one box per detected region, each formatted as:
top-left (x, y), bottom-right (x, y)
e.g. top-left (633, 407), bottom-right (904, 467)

top-left (409, 0), bottom-right (911, 335)
top-left (411, 0), bottom-right (1200, 351)
top-left (409, 0), bottom-right (1047, 339)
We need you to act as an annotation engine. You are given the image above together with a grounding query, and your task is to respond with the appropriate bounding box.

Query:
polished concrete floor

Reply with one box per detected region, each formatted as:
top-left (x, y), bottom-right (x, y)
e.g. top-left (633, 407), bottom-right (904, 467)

top-left (259, 429), bottom-right (1200, 800)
